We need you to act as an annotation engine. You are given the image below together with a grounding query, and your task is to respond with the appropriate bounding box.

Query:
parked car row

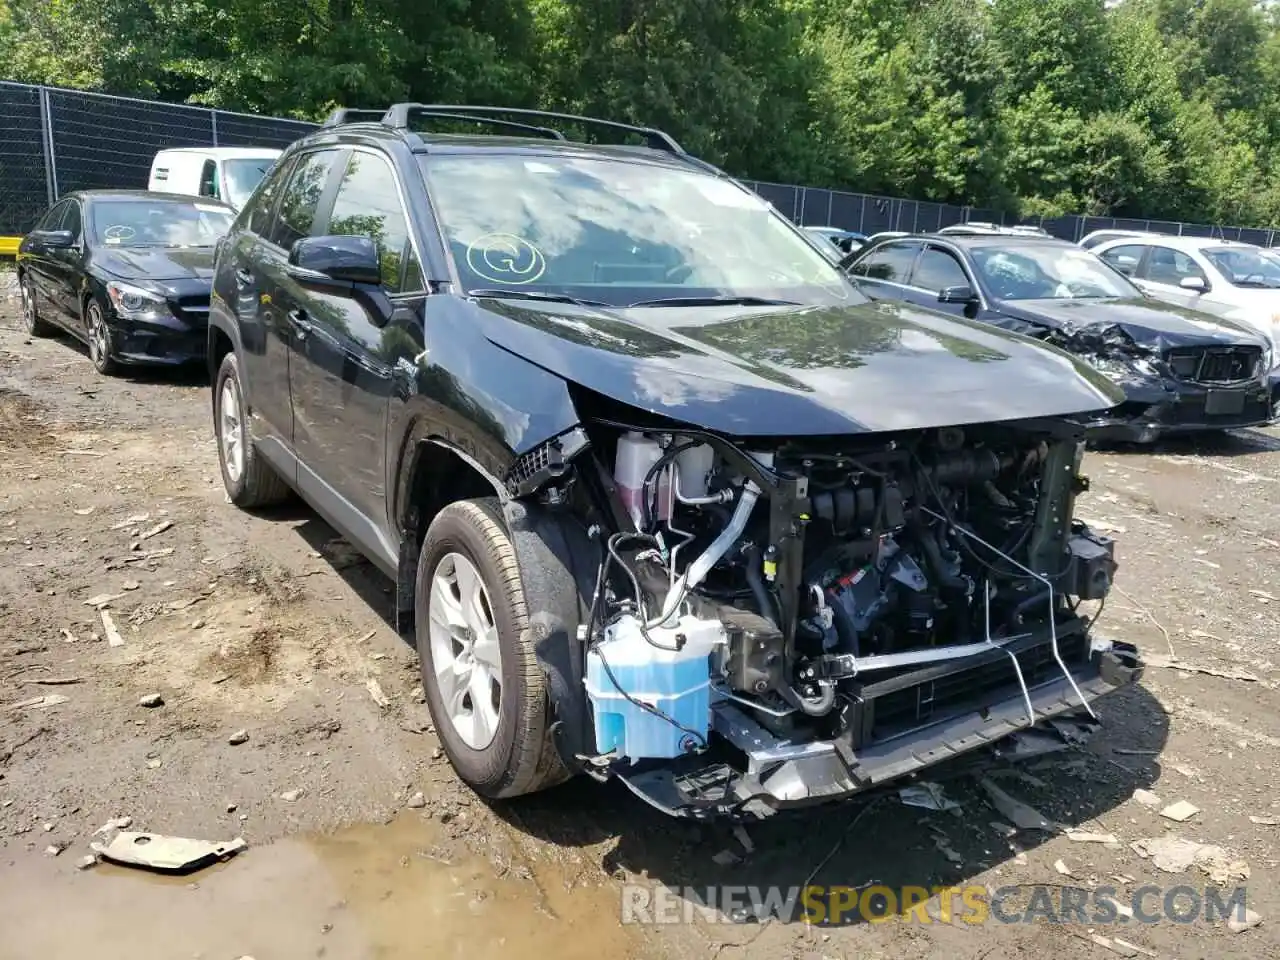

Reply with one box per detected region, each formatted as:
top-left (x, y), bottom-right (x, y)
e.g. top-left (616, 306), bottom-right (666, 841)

top-left (842, 227), bottom-right (1280, 443)
top-left (15, 104), bottom-right (1143, 825)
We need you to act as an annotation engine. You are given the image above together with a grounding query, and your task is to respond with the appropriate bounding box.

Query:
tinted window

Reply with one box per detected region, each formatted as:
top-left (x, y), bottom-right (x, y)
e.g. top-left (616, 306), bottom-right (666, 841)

top-left (326, 151), bottom-right (421, 293)
top-left (1145, 246), bottom-right (1205, 285)
top-left (1098, 244), bottom-right (1146, 277)
top-left (271, 150), bottom-right (341, 250)
top-left (246, 155), bottom-right (296, 238)
top-left (35, 200), bottom-right (70, 232)
top-left (199, 159), bottom-right (219, 199)
top-left (851, 242), bottom-right (921, 283)
top-left (913, 247), bottom-right (969, 291)
top-left (62, 201), bottom-right (82, 241)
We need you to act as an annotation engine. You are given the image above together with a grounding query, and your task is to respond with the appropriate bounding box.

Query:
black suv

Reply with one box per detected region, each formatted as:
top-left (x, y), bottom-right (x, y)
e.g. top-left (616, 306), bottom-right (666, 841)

top-left (209, 105), bottom-right (1141, 820)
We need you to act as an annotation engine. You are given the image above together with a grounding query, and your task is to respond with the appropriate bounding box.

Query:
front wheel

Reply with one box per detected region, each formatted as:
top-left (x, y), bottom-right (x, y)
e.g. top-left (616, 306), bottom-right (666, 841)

top-left (415, 498), bottom-right (568, 799)
top-left (84, 298), bottom-right (118, 375)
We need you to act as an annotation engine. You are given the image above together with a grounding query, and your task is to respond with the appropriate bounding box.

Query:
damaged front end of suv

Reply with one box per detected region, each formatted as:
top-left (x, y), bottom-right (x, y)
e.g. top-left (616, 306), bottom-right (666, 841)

top-left (502, 393), bottom-right (1141, 820)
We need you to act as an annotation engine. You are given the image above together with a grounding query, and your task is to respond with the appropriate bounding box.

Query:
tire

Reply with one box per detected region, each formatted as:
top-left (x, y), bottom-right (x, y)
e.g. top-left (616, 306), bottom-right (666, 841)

top-left (84, 297), bottom-right (119, 375)
top-left (415, 497), bottom-right (568, 799)
top-left (20, 275), bottom-right (55, 338)
top-left (213, 351), bottom-right (292, 508)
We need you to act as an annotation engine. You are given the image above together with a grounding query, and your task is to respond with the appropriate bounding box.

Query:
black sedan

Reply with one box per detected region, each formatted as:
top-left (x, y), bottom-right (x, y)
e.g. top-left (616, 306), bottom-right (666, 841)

top-left (844, 233), bottom-right (1280, 441)
top-left (17, 190), bottom-right (235, 375)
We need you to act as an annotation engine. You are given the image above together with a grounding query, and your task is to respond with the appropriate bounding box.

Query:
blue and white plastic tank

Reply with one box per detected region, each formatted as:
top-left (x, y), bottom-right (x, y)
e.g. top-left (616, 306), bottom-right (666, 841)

top-left (585, 613), bottom-right (725, 761)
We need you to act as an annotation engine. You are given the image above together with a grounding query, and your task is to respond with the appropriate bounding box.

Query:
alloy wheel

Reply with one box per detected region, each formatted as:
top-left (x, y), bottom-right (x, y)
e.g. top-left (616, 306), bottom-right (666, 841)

top-left (86, 303), bottom-right (110, 369)
top-left (20, 280), bottom-right (36, 334)
top-left (219, 377), bottom-right (245, 484)
top-left (428, 551), bottom-right (503, 750)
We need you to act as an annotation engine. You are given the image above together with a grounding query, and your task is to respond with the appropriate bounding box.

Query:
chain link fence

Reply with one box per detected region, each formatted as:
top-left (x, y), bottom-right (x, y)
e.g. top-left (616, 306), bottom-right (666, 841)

top-left (0, 81), bottom-right (318, 236)
top-left (3, 80), bottom-right (1280, 247)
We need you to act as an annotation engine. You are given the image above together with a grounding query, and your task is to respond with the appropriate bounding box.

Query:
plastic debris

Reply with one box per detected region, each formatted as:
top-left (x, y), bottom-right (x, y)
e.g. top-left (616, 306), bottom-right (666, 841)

top-left (7, 694), bottom-right (70, 711)
top-left (979, 778), bottom-right (1056, 832)
top-left (1054, 859), bottom-right (1073, 877)
top-left (1227, 908), bottom-right (1263, 933)
top-left (100, 609), bottom-right (125, 647)
top-left (1131, 836), bottom-right (1249, 883)
top-left (1066, 829), bottom-right (1120, 845)
top-left (1159, 800), bottom-right (1200, 822)
top-left (1131, 789), bottom-right (1161, 807)
top-left (899, 782), bottom-right (962, 813)
top-left (90, 831), bottom-right (246, 873)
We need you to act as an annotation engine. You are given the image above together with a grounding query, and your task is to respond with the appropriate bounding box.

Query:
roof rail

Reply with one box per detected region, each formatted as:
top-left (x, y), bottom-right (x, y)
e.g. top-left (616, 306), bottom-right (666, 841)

top-left (380, 103), bottom-right (684, 154)
top-left (322, 107), bottom-right (387, 128)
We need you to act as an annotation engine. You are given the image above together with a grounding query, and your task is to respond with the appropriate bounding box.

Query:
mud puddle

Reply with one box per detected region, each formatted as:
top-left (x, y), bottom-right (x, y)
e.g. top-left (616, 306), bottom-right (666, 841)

top-left (0, 816), bottom-right (645, 959)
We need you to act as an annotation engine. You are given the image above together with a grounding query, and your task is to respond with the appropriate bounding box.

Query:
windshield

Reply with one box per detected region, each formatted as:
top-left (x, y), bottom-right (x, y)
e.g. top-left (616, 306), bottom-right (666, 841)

top-left (222, 157), bottom-right (277, 210)
top-left (972, 244), bottom-right (1139, 300)
top-left (419, 154), bottom-right (856, 307)
top-left (1202, 246), bottom-right (1280, 289)
top-left (91, 199), bottom-right (234, 248)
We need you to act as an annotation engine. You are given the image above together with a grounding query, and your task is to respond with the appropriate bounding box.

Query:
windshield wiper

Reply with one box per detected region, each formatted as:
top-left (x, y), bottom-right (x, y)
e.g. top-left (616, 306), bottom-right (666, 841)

top-left (468, 288), bottom-right (611, 308)
top-left (626, 295), bottom-right (801, 308)
top-left (1232, 279), bottom-right (1280, 289)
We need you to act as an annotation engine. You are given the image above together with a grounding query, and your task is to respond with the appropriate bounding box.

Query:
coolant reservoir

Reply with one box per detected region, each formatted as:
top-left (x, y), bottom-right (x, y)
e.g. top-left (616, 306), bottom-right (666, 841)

top-left (614, 432), bottom-right (669, 527)
top-left (674, 444), bottom-right (714, 500)
top-left (585, 614), bottom-right (725, 761)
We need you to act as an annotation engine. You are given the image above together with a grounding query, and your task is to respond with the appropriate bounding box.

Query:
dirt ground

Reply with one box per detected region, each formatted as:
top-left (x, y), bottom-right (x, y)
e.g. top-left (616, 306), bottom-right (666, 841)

top-left (1, 270), bottom-right (1278, 960)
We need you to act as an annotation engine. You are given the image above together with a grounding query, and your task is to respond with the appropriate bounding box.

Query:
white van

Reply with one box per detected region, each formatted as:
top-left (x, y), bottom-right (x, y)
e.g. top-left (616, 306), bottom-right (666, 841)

top-left (147, 147), bottom-right (282, 211)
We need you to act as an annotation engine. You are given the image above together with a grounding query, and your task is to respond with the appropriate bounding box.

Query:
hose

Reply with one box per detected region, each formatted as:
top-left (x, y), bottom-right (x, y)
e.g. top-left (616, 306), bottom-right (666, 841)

top-left (741, 543), bottom-right (779, 627)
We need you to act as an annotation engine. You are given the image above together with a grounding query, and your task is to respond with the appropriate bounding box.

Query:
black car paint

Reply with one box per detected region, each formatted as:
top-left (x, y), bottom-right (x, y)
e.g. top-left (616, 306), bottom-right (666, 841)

top-left (849, 235), bottom-right (1280, 440)
top-left (209, 128), bottom-right (1128, 774)
top-left (17, 191), bottom-right (227, 367)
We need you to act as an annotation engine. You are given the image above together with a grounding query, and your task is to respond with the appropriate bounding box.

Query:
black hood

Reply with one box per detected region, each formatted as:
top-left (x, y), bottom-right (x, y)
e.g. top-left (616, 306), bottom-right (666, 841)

top-left (996, 297), bottom-right (1270, 351)
top-left (93, 246), bottom-right (216, 283)
top-left (468, 297), bottom-right (1124, 436)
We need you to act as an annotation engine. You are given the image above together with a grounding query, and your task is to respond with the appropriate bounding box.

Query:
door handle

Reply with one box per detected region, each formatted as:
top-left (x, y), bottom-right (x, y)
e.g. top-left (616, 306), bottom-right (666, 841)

top-left (288, 309), bottom-right (313, 339)
top-left (235, 268), bottom-right (253, 289)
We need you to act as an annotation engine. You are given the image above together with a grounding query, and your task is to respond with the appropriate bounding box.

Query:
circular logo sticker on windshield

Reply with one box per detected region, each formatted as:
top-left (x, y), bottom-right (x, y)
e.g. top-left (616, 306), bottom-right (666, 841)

top-left (465, 233), bottom-right (546, 285)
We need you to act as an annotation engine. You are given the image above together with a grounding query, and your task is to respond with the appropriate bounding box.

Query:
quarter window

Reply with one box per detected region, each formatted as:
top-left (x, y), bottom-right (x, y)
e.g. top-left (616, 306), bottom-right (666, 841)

top-left (326, 151), bottom-right (422, 293)
top-left (61, 201), bottom-right (82, 241)
top-left (246, 155), bottom-right (296, 238)
top-left (198, 159), bottom-right (219, 199)
top-left (850, 242), bottom-right (922, 283)
top-left (36, 200), bottom-right (70, 232)
top-left (270, 150), bottom-right (342, 250)
top-left (913, 247), bottom-right (969, 292)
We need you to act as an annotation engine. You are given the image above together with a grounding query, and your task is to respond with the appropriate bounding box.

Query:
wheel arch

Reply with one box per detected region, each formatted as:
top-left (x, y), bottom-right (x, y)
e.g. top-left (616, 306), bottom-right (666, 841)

top-left (396, 436), bottom-right (595, 770)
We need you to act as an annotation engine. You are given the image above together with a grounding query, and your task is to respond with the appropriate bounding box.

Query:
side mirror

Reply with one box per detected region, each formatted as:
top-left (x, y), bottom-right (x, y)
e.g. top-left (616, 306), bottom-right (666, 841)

top-left (32, 229), bottom-right (75, 250)
top-left (938, 285), bottom-right (976, 304)
top-left (1179, 275), bottom-right (1208, 292)
top-left (287, 235), bottom-right (381, 288)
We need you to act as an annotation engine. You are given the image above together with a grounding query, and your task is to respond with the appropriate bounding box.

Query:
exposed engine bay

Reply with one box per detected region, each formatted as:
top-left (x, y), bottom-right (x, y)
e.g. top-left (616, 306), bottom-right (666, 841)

top-left (535, 417), bottom-right (1141, 818)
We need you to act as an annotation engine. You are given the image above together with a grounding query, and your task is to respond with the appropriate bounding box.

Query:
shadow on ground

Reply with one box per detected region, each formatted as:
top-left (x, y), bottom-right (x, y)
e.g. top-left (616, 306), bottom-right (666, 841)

top-left (1096, 426), bottom-right (1280, 458)
top-left (491, 683), bottom-right (1169, 927)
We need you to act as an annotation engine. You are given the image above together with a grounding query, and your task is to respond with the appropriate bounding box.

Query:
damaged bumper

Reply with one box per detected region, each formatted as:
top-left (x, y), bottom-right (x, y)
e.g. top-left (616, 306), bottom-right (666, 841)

top-left (1082, 374), bottom-right (1280, 443)
top-left (613, 624), bottom-right (1142, 820)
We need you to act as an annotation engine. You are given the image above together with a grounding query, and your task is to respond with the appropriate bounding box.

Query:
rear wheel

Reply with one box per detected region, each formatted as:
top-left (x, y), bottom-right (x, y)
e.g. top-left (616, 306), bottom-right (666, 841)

top-left (415, 498), bottom-right (568, 799)
top-left (84, 299), bottom-right (118, 375)
top-left (20, 275), bottom-right (55, 338)
top-left (213, 351), bottom-right (292, 508)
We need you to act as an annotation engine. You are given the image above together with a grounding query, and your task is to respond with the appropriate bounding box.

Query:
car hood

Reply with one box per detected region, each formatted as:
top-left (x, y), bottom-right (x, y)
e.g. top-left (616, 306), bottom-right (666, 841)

top-left (998, 297), bottom-right (1270, 350)
top-left (93, 246), bottom-right (216, 283)
top-left (469, 297), bottom-right (1124, 436)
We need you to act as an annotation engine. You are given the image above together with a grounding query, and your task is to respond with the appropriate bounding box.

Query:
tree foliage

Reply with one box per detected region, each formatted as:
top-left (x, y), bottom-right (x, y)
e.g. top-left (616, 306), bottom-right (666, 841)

top-left (4, 0), bottom-right (1280, 226)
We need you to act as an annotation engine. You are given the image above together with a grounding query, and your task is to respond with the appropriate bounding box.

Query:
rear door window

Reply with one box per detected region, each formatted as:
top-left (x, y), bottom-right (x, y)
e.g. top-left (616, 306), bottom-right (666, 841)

top-left (1144, 246), bottom-right (1205, 286)
top-left (270, 150), bottom-right (343, 251)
